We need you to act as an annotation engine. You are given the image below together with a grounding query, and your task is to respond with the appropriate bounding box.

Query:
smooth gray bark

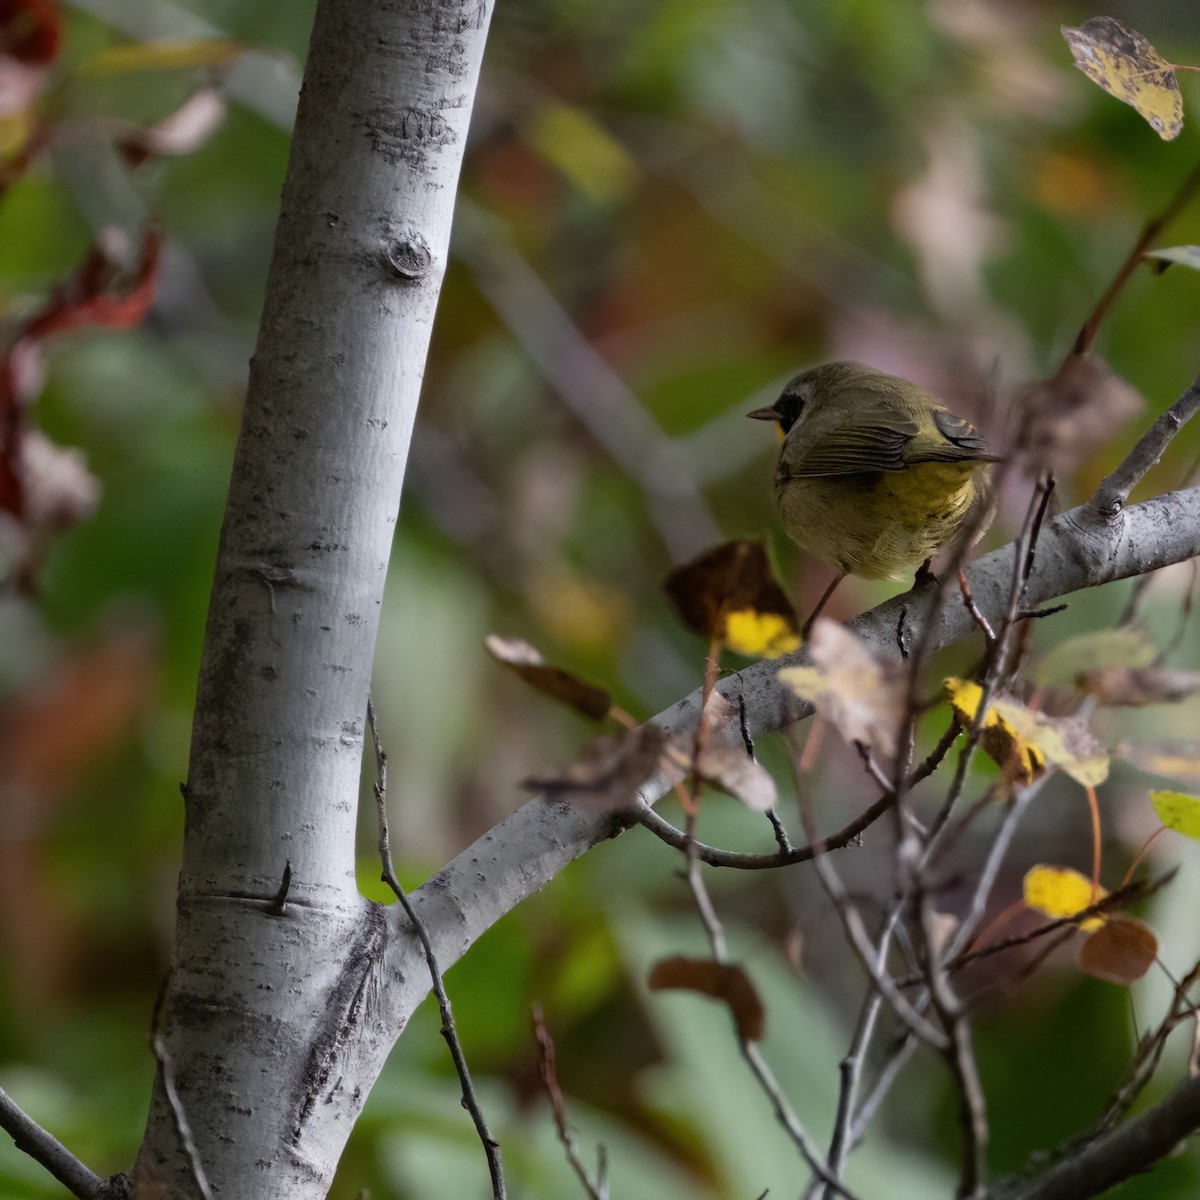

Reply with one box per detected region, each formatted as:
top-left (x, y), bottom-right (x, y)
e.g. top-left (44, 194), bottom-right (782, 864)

top-left (131, 1), bottom-right (493, 1196)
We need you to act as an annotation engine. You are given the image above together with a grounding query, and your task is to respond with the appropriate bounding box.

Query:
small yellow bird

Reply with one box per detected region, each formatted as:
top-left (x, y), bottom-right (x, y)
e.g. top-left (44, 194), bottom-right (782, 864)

top-left (748, 362), bottom-right (997, 628)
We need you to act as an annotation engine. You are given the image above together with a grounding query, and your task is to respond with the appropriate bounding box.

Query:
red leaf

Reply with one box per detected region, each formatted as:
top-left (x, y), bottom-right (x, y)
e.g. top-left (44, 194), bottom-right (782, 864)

top-left (23, 226), bottom-right (162, 341)
top-left (0, 0), bottom-right (61, 66)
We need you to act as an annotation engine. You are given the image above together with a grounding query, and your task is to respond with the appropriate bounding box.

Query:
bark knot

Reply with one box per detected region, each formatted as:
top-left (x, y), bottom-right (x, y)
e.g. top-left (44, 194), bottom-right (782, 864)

top-left (383, 234), bottom-right (433, 282)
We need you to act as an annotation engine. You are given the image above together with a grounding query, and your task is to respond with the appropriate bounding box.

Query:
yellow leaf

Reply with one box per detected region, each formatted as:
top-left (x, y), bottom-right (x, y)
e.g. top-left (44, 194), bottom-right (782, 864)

top-left (1023, 864), bottom-right (1106, 933)
top-left (946, 678), bottom-right (1046, 783)
top-left (81, 39), bottom-right (246, 78)
top-left (1061, 17), bottom-right (1183, 140)
top-left (945, 679), bottom-right (1109, 787)
top-left (724, 608), bottom-right (801, 658)
top-left (664, 540), bottom-right (801, 661)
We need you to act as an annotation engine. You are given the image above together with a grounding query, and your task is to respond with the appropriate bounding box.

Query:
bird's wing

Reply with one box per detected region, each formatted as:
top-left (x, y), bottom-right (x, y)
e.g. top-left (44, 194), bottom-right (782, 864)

top-left (903, 407), bottom-right (996, 465)
top-left (777, 401), bottom-right (919, 478)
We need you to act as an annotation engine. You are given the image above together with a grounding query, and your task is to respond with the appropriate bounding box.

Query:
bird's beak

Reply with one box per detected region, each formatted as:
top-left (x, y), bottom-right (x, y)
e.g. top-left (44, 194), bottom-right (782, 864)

top-left (746, 405), bottom-right (783, 423)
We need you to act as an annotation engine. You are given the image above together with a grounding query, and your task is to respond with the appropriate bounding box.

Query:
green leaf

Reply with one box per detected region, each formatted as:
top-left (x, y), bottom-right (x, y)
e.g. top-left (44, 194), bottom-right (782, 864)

top-left (1150, 789), bottom-right (1200, 840)
top-left (1032, 628), bottom-right (1156, 688)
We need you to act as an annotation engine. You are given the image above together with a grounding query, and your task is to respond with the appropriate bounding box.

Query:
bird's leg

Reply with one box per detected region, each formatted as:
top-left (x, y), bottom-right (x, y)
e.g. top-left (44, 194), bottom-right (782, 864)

top-left (802, 571), bottom-right (846, 638)
top-left (913, 558), bottom-right (939, 589)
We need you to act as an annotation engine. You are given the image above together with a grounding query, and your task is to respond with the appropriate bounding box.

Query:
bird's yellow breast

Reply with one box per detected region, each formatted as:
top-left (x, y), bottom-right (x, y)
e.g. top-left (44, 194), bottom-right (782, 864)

top-left (774, 461), bottom-right (983, 580)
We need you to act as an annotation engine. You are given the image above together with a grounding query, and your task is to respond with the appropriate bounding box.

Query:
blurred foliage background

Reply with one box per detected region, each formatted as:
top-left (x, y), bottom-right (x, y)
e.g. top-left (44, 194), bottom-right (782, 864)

top-left (3, 0), bottom-right (1200, 1196)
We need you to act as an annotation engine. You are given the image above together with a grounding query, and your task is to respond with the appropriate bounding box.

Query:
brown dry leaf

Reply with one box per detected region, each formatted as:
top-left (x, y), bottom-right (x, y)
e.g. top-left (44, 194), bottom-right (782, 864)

top-left (1062, 17), bottom-right (1183, 140)
top-left (664, 540), bottom-right (801, 658)
top-left (780, 619), bottom-right (904, 757)
top-left (485, 634), bottom-right (611, 721)
top-left (1017, 354), bottom-right (1143, 476)
top-left (661, 691), bottom-right (777, 811)
top-left (647, 956), bottom-right (765, 1042)
top-left (1077, 666), bottom-right (1200, 707)
top-left (1079, 916), bottom-right (1158, 985)
top-left (522, 724), bottom-right (665, 811)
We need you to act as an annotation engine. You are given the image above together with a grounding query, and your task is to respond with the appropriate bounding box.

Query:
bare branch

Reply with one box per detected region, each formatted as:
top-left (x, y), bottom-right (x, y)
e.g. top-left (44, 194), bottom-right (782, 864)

top-left (411, 485), bottom-right (1200, 992)
top-left (1093, 373), bottom-right (1200, 518)
top-left (0, 1086), bottom-right (111, 1200)
top-left (368, 698), bottom-right (506, 1200)
top-left (634, 792), bottom-right (894, 869)
top-left (998, 1072), bottom-right (1200, 1200)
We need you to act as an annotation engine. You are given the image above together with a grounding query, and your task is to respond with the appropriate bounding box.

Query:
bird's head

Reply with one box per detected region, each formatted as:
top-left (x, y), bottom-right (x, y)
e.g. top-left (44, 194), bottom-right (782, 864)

top-left (746, 362), bottom-right (866, 434)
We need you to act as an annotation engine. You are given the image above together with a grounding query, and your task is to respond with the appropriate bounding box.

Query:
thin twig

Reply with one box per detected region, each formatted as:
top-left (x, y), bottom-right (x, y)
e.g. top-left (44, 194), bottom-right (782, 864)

top-left (846, 1032), bottom-right (918, 1149)
top-left (367, 697), bottom-right (506, 1200)
top-left (153, 1035), bottom-right (216, 1200)
top-left (633, 791), bottom-right (894, 869)
top-left (675, 683), bottom-right (854, 1197)
top-left (957, 567), bottom-right (996, 645)
top-left (914, 893), bottom-right (988, 1199)
top-left (0, 1086), bottom-right (109, 1200)
top-left (908, 718), bottom-right (964, 787)
top-left (792, 743), bottom-right (948, 1050)
top-left (1071, 161), bottom-right (1200, 357)
top-left (531, 1004), bottom-right (608, 1200)
top-left (682, 854), bottom-right (856, 1197)
top-left (764, 807), bottom-right (794, 854)
top-left (1092, 372), bottom-right (1200, 518)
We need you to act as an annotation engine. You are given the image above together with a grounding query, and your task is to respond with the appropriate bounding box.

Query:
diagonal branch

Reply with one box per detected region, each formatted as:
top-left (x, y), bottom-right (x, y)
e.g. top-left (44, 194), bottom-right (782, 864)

top-left (406, 483), bottom-right (1200, 986)
top-left (997, 1072), bottom-right (1200, 1200)
top-left (1092, 372), bottom-right (1200, 518)
top-left (0, 1085), bottom-right (112, 1200)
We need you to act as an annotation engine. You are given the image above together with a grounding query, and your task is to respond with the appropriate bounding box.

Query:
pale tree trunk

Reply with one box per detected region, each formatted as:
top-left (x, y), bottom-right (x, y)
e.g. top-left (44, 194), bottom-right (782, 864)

top-left (131, 1), bottom-right (493, 1195)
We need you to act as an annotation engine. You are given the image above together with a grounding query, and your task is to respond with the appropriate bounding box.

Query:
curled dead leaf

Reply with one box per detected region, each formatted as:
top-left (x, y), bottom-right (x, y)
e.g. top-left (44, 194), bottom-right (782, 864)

top-left (648, 955), bottom-right (765, 1042)
top-left (119, 88), bottom-right (227, 166)
top-left (1118, 740), bottom-right (1200, 784)
top-left (522, 724), bottom-right (665, 811)
top-left (661, 691), bottom-right (777, 812)
top-left (1032, 627), bottom-right (1156, 688)
top-left (780, 619), bottom-right (904, 758)
top-left (485, 634), bottom-right (611, 721)
top-left (947, 679), bottom-right (1109, 787)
